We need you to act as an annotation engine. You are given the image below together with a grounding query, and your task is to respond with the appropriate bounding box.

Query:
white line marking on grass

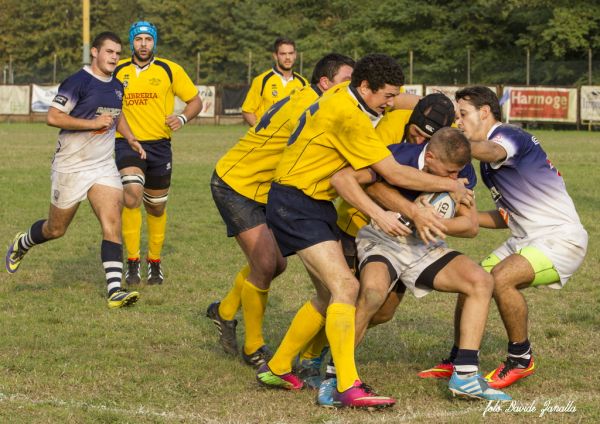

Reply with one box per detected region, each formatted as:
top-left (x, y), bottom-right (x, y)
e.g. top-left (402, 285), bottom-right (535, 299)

top-left (0, 392), bottom-right (221, 423)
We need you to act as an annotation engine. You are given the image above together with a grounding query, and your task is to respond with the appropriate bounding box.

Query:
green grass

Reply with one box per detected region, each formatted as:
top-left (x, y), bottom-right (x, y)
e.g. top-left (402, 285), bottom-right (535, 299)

top-left (0, 123), bottom-right (599, 423)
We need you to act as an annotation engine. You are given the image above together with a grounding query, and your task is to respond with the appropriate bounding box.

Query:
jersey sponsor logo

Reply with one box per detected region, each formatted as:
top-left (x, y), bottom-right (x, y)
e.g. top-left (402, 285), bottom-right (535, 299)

top-left (489, 185), bottom-right (502, 202)
top-left (115, 90), bottom-right (123, 101)
top-left (149, 77), bottom-right (161, 86)
top-left (52, 94), bottom-right (68, 106)
top-left (272, 89), bottom-right (278, 97)
top-left (124, 92), bottom-right (158, 106)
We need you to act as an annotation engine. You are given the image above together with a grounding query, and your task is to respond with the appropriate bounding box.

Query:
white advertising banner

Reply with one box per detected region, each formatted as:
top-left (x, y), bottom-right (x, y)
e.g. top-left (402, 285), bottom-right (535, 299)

top-left (31, 84), bottom-right (59, 112)
top-left (580, 86), bottom-right (600, 122)
top-left (174, 85), bottom-right (216, 117)
top-left (0, 85), bottom-right (30, 114)
top-left (425, 85), bottom-right (498, 102)
top-left (502, 86), bottom-right (577, 123)
top-left (403, 84), bottom-right (423, 96)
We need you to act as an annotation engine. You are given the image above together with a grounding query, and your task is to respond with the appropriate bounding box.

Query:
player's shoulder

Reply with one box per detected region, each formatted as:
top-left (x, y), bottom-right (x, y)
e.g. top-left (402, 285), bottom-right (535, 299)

top-left (292, 71), bottom-right (308, 85)
top-left (59, 68), bottom-right (92, 89)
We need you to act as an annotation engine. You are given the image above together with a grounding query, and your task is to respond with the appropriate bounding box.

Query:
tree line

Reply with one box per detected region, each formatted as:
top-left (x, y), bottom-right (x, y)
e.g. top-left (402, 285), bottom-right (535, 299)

top-left (0, 0), bottom-right (598, 86)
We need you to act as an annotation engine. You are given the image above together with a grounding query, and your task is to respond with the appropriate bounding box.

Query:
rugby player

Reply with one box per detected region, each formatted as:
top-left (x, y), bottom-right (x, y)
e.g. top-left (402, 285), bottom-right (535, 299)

top-left (256, 54), bottom-right (472, 409)
top-left (241, 37), bottom-right (308, 126)
top-left (420, 86), bottom-right (588, 389)
top-left (328, 127), bottom-right (511, 402)
top-left (5, 32), bottom-right (143, 308)
top-left (207, 54), bottom-right (355, 368)
top-left (114, 21), bottom-right (202, 285)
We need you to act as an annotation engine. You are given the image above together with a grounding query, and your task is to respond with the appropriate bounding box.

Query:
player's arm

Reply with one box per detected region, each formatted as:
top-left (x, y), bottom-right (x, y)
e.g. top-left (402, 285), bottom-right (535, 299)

top-left (242, 111), bottom-right (257, 127)
top-left (116, 114), bottom-right (146, 159)
top-left (47, 106), bottom-right (113, 131)
top-left (241, 77), bottom-right (261, 126)
top-left (371, 155), bottom-right (474, 207)
top-left (470, 140), bottom-right (507, 163)
top-left (330, 167), bottom-right (412, 237)
top-left (391, 93), bottom-right (420, 110)
top-left (166, 95), bottom-right (202, 131)
top-left (366, 181), bottom-right (448, 243)
top-left (478, 210), bottom-right (508, 229)
top-left (442, 200), bottom-right (479, 238)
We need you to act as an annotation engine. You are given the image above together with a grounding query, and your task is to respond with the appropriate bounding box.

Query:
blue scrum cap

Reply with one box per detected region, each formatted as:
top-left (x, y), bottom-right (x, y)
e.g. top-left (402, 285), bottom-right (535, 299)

top-left (129, 21), bottom-right (158, 53)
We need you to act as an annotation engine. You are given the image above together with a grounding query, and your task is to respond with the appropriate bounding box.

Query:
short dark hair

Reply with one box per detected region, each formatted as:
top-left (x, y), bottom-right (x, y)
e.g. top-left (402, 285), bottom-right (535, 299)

top-left (273, 37), bottom-right (296, 53)
top-left (350, 54), bottom-right (404, 91)
top-left (455, 86), bottom-right (502, 121)
top-left (429, 127), bottom-right (471, 167)
top-left (408, 93), bottom-right (456, 136)
top-left (310, 53), bottom-right (355, 84)
top-left (92, 32), bottom-right (122, 50)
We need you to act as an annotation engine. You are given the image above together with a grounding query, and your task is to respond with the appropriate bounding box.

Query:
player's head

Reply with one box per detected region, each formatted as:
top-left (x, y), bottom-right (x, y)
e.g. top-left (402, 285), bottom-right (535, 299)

top-left (272, 37), bottom-right (297, 72)
top-left (424, 127), bottom-right (471, 179)
top-left (310, 53), bottom-right (355, 92)
top-left (351, 54), bottom-right (404, 115)
top-left (405, 93), bottom-right (456, 144)
top-left (91, 32), bottom-right (122, 77)
top-left (129, 21), bottom-right (157, 61)
top-left (455, 86), bottom-right (501, 141)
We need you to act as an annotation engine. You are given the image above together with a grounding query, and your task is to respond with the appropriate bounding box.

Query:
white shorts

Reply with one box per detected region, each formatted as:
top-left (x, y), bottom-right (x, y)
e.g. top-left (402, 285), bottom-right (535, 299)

top-left (356, 223), bottom-right (458, 298)
top-left (50, 163), bottom-right (122, 209)
top-left (490, 225), bottom-right (588, 289)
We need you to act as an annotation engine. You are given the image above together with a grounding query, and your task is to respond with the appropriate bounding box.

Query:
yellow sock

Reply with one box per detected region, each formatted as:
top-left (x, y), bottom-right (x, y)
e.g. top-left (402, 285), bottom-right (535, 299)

top-left (327, 303), bottom-right (359, 392)
top-left (241, 279), bottom-right (269, 354)
top-left (269, 301), bottom-right (325, 375)
top-left (300, 327), bottom-right (328, 361)
top-left (219, 264), bottom-right (250, 320)
top-left (147, 211), bottom-right (167, 260)
top-left (122, 206), bottom-right (142, 259)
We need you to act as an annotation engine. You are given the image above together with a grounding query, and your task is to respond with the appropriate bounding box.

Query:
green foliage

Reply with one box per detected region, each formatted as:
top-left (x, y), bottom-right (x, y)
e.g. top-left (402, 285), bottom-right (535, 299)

top-left (0, 0), bottom-right (598, 84)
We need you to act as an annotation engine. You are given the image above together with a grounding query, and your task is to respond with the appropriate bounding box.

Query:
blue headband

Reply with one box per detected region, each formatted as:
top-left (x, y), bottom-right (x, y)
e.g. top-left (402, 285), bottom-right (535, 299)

top-left (129, 21), bottom-right (157, 53)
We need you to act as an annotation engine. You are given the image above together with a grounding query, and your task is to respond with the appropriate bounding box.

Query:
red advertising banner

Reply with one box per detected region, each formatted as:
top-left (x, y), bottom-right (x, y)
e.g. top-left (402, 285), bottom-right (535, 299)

top-left (503, 87), bottom-right (577, 123)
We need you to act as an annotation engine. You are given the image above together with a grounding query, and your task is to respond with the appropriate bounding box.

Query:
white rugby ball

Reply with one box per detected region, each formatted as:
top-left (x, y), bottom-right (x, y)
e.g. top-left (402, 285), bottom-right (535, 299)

top-left (416, 192), bottom-right (456, 219)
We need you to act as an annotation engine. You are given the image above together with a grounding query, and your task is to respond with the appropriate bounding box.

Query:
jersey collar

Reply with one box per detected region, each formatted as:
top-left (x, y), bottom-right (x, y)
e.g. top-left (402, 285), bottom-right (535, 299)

top-left (272, 66), bottom-right (294, 82)
top-left (131, 55), bottom-right (155, 70)
top-left (348, 85), bottom-right (381, 126)
top-left (310, 84), bottom-right (323, 97)
top-left (487, 122), bottom-right (502, 139)
top-left (83, 65), bottom-right (112, 82)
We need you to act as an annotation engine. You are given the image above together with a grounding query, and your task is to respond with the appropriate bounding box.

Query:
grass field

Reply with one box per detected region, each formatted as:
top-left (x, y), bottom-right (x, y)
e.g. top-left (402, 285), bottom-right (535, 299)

top-left (0, 123), bottom-right (599, 423)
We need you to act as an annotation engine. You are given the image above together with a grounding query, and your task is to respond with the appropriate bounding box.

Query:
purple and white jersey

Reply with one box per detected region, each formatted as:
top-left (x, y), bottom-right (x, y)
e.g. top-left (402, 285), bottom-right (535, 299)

top-left (51, 66), bottom-right (124, 173)
top-left (481, 123), bottom-right (582, 238)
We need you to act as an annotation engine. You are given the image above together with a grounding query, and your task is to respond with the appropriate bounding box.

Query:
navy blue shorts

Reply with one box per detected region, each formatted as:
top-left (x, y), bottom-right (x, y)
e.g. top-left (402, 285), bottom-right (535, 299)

top-left (115, 138), bottom-right (172, 189)
top-left (210, 171), bottom-right (266, 237)
top-left (266, 182), bottom-right (340, 257)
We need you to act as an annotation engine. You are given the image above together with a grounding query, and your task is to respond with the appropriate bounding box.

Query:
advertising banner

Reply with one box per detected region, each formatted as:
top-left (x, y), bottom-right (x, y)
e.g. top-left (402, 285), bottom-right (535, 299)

top-left (403, 85), bottom-right (423, 96)
top-left (0, 85), bottom-right (30, 114)
top-left (502, 87), bottom-right (577, 123)
top-left (580, 86), bottom-right (600, 122)
top-left (174, 85), bottom-right (216, 117)
top-left (31, 84), bottom-right (59, 112)
top-left (222, 85), bottom-right (249, 115)
top-left (425, 85), bottom-right (498, 102)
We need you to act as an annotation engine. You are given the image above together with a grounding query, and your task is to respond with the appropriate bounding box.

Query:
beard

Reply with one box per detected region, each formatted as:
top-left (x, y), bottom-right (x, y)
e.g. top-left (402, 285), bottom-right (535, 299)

top-left (277, 60), bottom-right (293, 72)
top-left (133, 50), bottom-right (153, 63)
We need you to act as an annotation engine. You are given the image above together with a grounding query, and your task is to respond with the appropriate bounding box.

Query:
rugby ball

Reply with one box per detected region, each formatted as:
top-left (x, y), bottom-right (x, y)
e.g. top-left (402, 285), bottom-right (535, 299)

top-left (416, 192), bottom-right (456, 219)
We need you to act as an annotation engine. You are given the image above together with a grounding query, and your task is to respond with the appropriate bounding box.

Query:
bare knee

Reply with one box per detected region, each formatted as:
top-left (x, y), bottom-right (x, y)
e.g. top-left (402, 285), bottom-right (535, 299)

top-left (44, 223), bottom-right (67, 240)
top-left (463, 271), bottom-right (494, 298)
top-left (123, 192), bottom-right (143, 209)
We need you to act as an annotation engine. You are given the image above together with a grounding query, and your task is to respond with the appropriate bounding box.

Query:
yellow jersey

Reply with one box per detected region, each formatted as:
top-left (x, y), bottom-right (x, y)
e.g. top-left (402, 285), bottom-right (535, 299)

top-left (216, 84), bottom-right (323, 204)
top-left (273, 86), bottom-right (391, 201)
top-left (114, 57), bottom-right (198, 141)
top-left (242, 67), bottom-right (308, 121)
top-left (336, 108), bottom-right (413, 237)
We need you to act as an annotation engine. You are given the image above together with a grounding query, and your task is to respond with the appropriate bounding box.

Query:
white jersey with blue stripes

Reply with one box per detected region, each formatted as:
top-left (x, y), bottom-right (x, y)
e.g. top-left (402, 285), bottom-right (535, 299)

top-left (481, 123), bottom-right (583, 238)
top-left (50, 66), bottom-right (124, 173)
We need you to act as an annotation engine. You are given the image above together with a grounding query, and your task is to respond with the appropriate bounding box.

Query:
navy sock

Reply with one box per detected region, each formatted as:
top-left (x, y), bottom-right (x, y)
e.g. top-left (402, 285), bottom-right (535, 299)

top-left (508, 339), bottom-right (531, 367)
top-left (448, 344), bottom-right (459, 363)
top-left (454, 349), bottom-right (479, 375)
top-left (19, 219), bottom-right (48, 251)
top-left (101, 240), bottom-right (123, 296)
